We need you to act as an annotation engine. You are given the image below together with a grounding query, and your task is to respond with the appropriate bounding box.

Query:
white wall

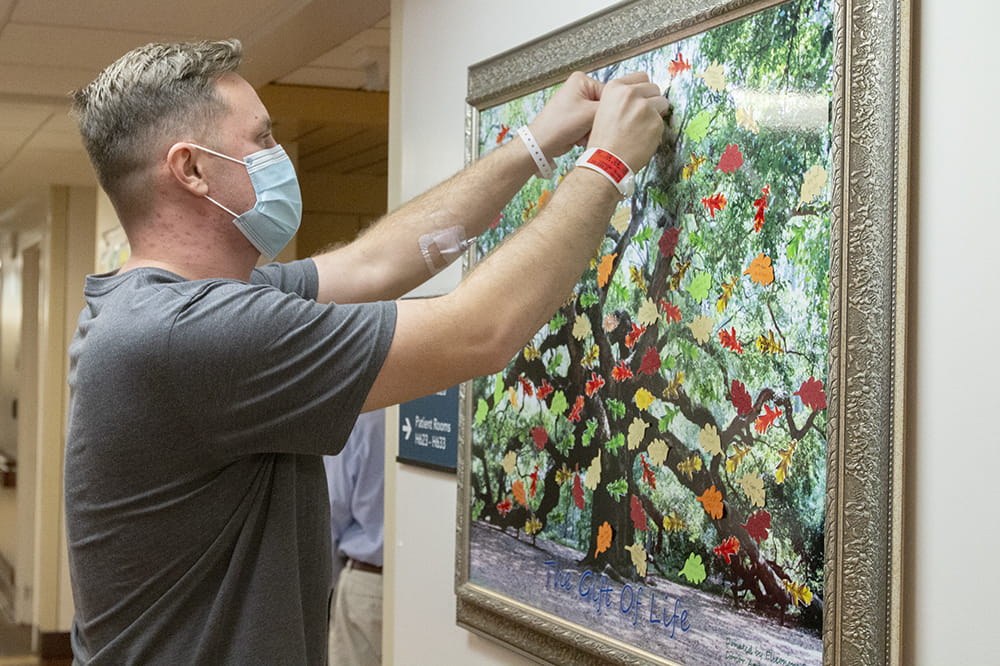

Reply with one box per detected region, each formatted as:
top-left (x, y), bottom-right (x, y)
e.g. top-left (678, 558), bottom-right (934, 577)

top-left (387, 1), bottom-right (1000, 664)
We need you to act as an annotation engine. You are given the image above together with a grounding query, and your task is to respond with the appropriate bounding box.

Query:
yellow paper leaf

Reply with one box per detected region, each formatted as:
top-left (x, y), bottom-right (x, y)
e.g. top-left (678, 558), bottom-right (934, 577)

top-left (799, 165), bottom-right (828, 204)
top-left (637, 298), bottom-right (660, 326)
top-left (595, 521), bottom-right (613, 556)
top-left (716, 277), bottom-right (737, 313)
top-left (597, 253), bottom-right (617, 288)
top-left (627, 417), bottom-right (648, 451)
top-left (625, 542), bottom-right (648, 577)
top-left (663, 511), bottom-right (687, 531)
top-left (663, 371), bottom-right (685, 399)
top-left (610, 204), bottom-right (632, 233)
top-left (682, 154), bottom-right (707, 180)
top-left (581, 343), bottom-right (600, 367)
top-left (744, 253), bottom-right (774, 286)
top-left (699, 62), bottom-right (726, 91)
top-left (555, 464), bottom-right (573, 485)
top-left (756, 330), bottom-right (785, 354)
top-left (647, 439), bottom-right (669, 466)
top-left (584, 454), bottom-right (602, 490)
top-left (738, 473), bottom-right (766, 507)
top-left (776, 441), bottom-right (797, 484)
top-left (501, 451), bottom-right (518, 476)
top-left (784, 579), bottom-right (814, 607)
top-left (572, 313), bottom-right (592, 341)
top-left (688, 314), bottom-right (714, 344)
top-left (523, 343), bottom-right (541, 361)
top-left (736, 106), bottom-right (759, 134)
top-left (698, 424), bottom-right (723, 457)
top-left (508, 386), bottom-right (518, 408)
top-left (634, 387), bottom-right (655, 411)
top-left (629, 266), bottom-right (647, 292)
top-left (524, 517), bottom-right (542, 535)
top-left (678, 454), bottom-right (702, 480)
top-left (725, 445), bottom-right (751, 474)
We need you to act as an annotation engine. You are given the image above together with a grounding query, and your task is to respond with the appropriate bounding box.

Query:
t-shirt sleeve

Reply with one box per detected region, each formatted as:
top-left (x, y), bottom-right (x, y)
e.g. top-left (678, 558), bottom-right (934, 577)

top-left (164, 279), bottom-right (396, 459)
top-left (249, 259), bottom-right (319, 300)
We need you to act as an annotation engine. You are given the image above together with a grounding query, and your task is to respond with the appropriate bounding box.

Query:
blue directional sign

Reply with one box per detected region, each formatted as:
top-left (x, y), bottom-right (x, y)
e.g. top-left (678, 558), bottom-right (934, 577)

top-left (397, 385), bottom-right (459, 472)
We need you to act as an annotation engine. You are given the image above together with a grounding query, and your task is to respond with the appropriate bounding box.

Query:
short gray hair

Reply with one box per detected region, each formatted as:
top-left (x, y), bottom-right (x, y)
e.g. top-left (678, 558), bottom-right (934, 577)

top-left (71, 39), bottom-right (243, 201)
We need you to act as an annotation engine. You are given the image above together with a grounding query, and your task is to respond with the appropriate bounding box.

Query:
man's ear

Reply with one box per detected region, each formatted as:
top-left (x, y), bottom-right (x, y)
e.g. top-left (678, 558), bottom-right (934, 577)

top-left (166, 142), bottom-right (209, 195)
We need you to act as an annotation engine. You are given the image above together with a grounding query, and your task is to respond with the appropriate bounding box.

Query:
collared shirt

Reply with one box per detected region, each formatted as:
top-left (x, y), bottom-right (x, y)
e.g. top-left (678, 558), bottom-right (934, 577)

top-left (324, 408), bottom-right (385, 568)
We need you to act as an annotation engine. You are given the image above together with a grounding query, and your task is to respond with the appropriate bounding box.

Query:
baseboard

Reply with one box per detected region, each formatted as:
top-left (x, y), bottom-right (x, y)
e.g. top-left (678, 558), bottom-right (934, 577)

top-left (38, 631), bottom-right (72, 659)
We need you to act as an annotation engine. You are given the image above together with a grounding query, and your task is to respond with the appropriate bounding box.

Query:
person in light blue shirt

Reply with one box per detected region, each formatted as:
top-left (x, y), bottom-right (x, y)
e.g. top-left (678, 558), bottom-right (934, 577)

top-left (324, 409), bottom-right (385, 665)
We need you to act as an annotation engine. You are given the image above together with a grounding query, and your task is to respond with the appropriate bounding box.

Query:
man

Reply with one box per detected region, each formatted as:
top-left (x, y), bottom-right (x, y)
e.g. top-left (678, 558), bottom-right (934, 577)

top-left (323, 409), bottom-right (385, 665)
top-left (64, 39), bottom-right (668, 664)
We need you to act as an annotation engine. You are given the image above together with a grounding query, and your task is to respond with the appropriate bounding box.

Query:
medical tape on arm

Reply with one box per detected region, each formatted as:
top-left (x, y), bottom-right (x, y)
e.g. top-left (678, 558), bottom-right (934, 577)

top-left (418, 225), bottom-right (475, 275)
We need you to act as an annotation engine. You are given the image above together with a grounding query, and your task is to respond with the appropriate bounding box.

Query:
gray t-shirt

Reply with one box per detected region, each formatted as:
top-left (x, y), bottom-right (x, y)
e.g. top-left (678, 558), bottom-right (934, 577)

top-left (64, 259), bottom-right (396, 665)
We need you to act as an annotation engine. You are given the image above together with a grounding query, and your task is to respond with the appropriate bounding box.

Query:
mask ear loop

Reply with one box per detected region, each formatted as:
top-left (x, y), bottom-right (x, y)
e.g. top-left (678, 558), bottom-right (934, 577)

top-left (182, 143), bottom-right (249, 219)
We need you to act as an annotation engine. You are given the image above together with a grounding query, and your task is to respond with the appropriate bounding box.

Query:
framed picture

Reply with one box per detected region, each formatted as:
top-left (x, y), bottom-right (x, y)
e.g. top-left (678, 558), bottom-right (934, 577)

top-left (455, 0), bottom-right (909, 664)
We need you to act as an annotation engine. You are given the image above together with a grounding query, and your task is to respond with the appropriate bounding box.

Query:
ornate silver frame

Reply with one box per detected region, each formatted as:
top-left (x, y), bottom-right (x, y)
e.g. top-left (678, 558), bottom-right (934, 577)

top-left (455, 1), bottom-right (910, 663)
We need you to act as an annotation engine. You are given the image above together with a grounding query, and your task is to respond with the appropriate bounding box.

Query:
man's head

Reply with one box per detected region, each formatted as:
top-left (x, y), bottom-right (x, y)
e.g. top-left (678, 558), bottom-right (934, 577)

top-left (72, 40), bottom-right (243, 212)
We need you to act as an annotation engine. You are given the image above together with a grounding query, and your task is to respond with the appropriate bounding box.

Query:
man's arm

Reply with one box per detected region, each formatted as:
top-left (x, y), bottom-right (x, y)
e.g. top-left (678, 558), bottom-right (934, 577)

top-left (362, 74), bottom-right (669, 411)
top-left (311, 72), bottom-right (604, 305)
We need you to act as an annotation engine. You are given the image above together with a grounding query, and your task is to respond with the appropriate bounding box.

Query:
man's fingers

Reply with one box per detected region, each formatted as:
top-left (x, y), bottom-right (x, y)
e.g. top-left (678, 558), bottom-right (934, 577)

top-left (648, 95), bottom-right (671, 117)
top-left (613, 71), bottom-right (652, 85)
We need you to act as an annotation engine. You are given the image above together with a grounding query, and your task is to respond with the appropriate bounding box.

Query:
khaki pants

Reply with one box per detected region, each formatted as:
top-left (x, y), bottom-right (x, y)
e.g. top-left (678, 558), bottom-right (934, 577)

top-left (329, 566), bottom-right (382, 665)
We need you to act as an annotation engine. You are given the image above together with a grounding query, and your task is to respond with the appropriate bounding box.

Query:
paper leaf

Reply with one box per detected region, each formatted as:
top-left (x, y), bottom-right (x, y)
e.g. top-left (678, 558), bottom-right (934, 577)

top-left (744, 253), bottom-right (774, 286)
top-left (606, 478), bottom-right (629, 500)
top-left (518, 376), bottom-right (534, 397)
top-left (701, 192), bottom-right (728, 217)
top-left (584, 454), bottom-right (602, 490)
top-left (775, 441), bottom-right (797, 484)
top-left (686, 271), bottom-right (712, 302)
top-left (630, 495), bottom-right (649, 531)
top-left (742, 509), bottom-right (772, 542)
top-left (531, 425), bottom-right (548, 450)
top-left (647, 439), bottom-right (668, 466)
top-left (795, 376), bottom-right (827, 410)
top-left (679, 553), bottom-right (707, 584)
top-left (524, 517), bottom-right (542, 535)
top-left (573, 474), bottom-right (586, 510)
top-left (678, 454), bottom-right (702, 480)
top-left (737, 473), bottom-right (766, 507)
top-left (685, 110), bottom-right (712, 142)
top-left (662, 371), bottom-right (685, 400)
top-left (475, 398), bottom-right (489, 424)
top-left (607, 361), bottom-right (631, 384)
top-left (508, 386), bottom-right (518, 409)
top-left (661, 300), bottom-right (682, 323)
top-left (585, 371), bottom-right (606, 397)
top-left (549, 390), bottom-right (568, 416)
top-left (700, 61), bottom-right (726, 91)
top-left (568, 395), bottom-right (585, 422)
top-left (536, 379), bottom-right (554, 402)
top-left (606, 433), bottom-right (625, 454)
top-left (625, 542), bottom-right (648, 577)
top-left (725, 444), bottom-right (751, 474)
top-left (754, 404), bottom-right (784, 434)
top-left (610, 204), bottom-right (632, 233)
top-left (736, 107), bottom-right (759, 134)
top-left (572, 313), bottom-right (592, 341)
top-left (634, 387), bottom-right (655, 411)
top-left (496, 498), bottom-right (512, 516)
top-left (603, 313), bottom-right (620, 332)
top-left (752, 184), bottom-right (770, 233)
top-left (629, 265), bottom-right (647, 292)
top-left (682, 154), bottom-right (708, 180)
top-left (597, 253), bottom-right (617, 288)
top-left (658, 226), bottom-right (681, 259)
top-left (581, 343), bottom-right (600, 367)
top-left (627, 417), bottom-right (648, 451)
top-left (755, 330), bottom-right (784, 354)
top-left (697, 484), bottom-right (725, 519)
top-left (501, 451), bottom-right (517, 476)
top-left (523, 342), bottom-right (541, 361)
top-left (637, 298), bottom-right (660, 326)
top-left (799, 165), bottom-right (828, 204)
top-left (555, 464), bottom-right (573, 485)
top-left (784, 579), bottom-right (814, 608)
top-left (718, 327), bottom-right (744, 354)
top-left (713, 535), bottom-right (741, 563)
top-left (606, 398), bottom-right (626, 420)
top-left (529, 465), bottom-right (540, 497)
top-left (663, 511), bottom-right (687, 532)
top-left (668, 52), bottom-right (692, 78)
top-left (715, 143), bottom-right (743, 173)
top-left (512, 479), bottom-right (527, 506)
top-left (688, 314), bottom-right (714, 345)
top-left (625, 323), bottom-right (647, 349)
top-left (716, 277), bottom-right (737, 313)
top-left (595, 521), bottom-right (612, 555)
top-left (730, 379), bottom-right (754, 416)
top-left (639, 346), bottom-right (661, 375)
top-left (698, 424), bottom-right (723, 457)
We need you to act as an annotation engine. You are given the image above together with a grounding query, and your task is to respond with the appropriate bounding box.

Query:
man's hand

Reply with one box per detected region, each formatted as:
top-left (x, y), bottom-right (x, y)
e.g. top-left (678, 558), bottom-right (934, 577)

top-left (587, 72), bottom-right (670, 172)
top-left (527, 71), bottom-right (604, 160)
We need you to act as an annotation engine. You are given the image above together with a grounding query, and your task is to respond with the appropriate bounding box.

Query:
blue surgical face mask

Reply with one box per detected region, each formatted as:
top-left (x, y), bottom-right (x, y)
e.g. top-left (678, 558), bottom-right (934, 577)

top-left (187, 143), bottom-right (303, 259)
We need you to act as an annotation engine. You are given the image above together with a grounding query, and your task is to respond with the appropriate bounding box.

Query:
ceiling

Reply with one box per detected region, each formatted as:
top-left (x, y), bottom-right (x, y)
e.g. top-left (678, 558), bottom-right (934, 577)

top-left (0, 0), bottom-right (390, 230)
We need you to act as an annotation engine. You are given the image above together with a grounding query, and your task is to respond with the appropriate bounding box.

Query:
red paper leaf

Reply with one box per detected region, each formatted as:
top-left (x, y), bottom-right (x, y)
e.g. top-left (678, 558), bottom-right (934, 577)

top-left (518, 375), bottom-right (534, 397)
top-left (625, 323), bottom-right (647, 349)
top-left (630, 495), bottom-right (649, 531)
top-left (585, 372), bottom-right (606, 397)
top-left (611, 360), bottom-right (634, 382)
top-left (718, 327), bottom-right (744, 354)
top-left (658, 227), bottom-right (680, 259)
top-left (668, 52), bottom-right (691, 78)
top-left (530, 426), bottom-right (548, 450)
top-left (640, 454), bottom-right (657, 489)
top-left (573, 474), bottom-right (585, 509)
top-left (496, 124), bottom-right (511, 144)
top-left (639, 346), bottom-right (662, 375)
top-left (536, 379), bottom-right (554, 402)
top-left (660, 300), bottom-right (682, 323)
top-left (795, 376), bottom-right (827, 411)
top-left (568, 395), bottom-right (585, 422)
top-left (730, 379), bottom-right (754, 416)
top-left (713, 536), bottom-right (741, 563)
top-left (715, 144), bottom-right (744, 173)
top-left (529, 465), bottom-right (540, 498)
top-left (496, 498), bottom-right (512, 516)
top-left (752, 184), bottom-right (770, 233)
top-left (742, 510), bottom-right (772, 542)
top-left (754, 404), bottom-right (784, 434)
top-left (701, 192), bottom-right (728, 217)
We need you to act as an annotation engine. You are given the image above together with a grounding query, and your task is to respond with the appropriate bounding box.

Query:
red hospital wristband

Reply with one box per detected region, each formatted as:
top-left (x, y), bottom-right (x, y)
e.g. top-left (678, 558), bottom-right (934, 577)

top-left (575, 147), bottom-right (635, 198)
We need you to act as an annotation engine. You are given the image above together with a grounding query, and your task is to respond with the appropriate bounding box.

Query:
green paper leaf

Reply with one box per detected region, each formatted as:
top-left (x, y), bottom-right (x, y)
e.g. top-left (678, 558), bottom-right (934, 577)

top-left (579, 292), bottom-right (600, 308)
top-left (550, 390), bottom-right (568, 416)
top-left (606, 478), bottom-right (629, 500)
top-left (606, 399), bottom-right (626, 420)
top-left (549, 312), bottom-right (567, 330)
top-left (685, 110), bottom-right (712, 142)
top-left (581, 419), bottom-right (598, 446)
top-left (679, 553), bottom-right (707, 584)
top-left (475, 398), bottom-right (489, 425)
top-left (606, 433), bottom-right (625, 454)
top-left (686, 271), bottom-right (712, 302)
top-left (555, 434), bottom-right (574, 456)
top-left (493, 375), bottom-right (504, 405)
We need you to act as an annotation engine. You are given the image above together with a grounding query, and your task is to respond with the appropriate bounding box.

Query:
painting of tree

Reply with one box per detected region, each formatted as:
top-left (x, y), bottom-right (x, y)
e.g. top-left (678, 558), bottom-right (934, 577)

top-left (466, 1), bottom-right (833, 662)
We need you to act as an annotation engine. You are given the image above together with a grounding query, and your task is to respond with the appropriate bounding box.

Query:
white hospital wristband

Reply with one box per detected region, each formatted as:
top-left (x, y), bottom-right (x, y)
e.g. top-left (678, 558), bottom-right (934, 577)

top-left (517, 126), bottom-right (555, 180)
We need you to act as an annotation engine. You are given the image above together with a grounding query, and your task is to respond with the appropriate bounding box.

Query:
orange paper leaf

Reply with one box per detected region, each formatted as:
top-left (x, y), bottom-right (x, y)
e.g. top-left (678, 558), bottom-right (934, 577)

top-left (696, 484), bottom-right (725, 519)
top-left (597, 253), bottom-right (617, 288)
top-left (744, 253), bottom-right (774, 285)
